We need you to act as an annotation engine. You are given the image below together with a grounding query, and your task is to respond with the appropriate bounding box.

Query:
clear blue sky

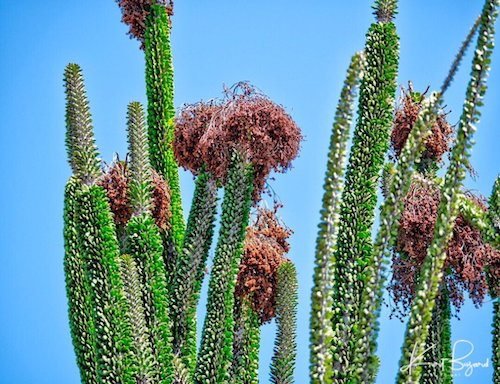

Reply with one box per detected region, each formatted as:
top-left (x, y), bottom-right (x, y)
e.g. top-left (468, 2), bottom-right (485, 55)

top-left (0, 1), bottom-right (499, 383)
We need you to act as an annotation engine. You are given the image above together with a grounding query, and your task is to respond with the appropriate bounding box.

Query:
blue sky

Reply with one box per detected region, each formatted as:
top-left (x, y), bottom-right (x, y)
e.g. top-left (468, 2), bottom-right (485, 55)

top-left (0, 0), bottom-right (499, 383)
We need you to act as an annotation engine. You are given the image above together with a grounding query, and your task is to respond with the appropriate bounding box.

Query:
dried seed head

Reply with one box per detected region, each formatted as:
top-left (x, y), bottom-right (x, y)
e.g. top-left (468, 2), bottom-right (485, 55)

top-left (116, 0), bottom-right (173, 49)
top-left (235, 205), bottom-right (293, 323)
top-left (391, 85), bottom-right (453, 166)
top-left (199, 82), bottom-right (302, 201)
top-left (98, 159), bottom-right (171, 229)
top-left (389, 178), bottom-right (499, 315)
top-left (174, 100), bottom-right (221, 174)
top-left (98, 160), bottom-right (132, 227)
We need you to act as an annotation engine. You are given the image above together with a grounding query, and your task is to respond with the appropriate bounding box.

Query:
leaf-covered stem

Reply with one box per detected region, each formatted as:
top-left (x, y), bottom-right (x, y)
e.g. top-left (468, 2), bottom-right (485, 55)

top-left (126, 214), bottom-right (174, 384)
top-left (195, 152), bottom-right (254, 384)
top-left (441, 15), bottom-right (482, 95)
top-left (145, 4), bottom-right (184, 252)
top-left (419, 285), bottom-right (452, 384)
top-left (493, 300), bottom-right (500, 384)
top-left (63, 178), bottom-right (98, 384)
top-left (64, 63), bottom-right (101, 184)
top-left (330, 19), bottom-right (399, 383)
top-left (171, 170), bottom-right (218, 372)
top-left (127, 101), bottom-right (153, 215)
top-left (76, 185), bottom-right (135, 384)
top-left (309, 51), bottom-right (364, 384)
top-left (119, 253), bottom-right (157, 383)
top-left (232, 298), bottom-right (261, 384)
top-left (358, 94), bottom-right (441, 382)
top-left (270, 261), bottom-right (298, 384)
top-left (397, 1), bottom-right (499, 382)
top-left (373, 0), bottom-right (398, 23)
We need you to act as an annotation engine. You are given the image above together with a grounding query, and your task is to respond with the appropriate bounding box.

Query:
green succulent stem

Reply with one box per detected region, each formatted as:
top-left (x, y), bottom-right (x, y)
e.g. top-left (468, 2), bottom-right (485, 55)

top-left (195, 152), bottom-right (254, 384)
top-left (119, 253), bottom-right (157, 383)
top-left (359, 94), bottom-right (442, 382)
top-left (309, 51), bottom-right (364, 384)
top-left (127, 101), bottom-right (153, 215)
top-left (145, 4), bottom-right (184, 256)
top-left (126, 214), bottom-right (174, 384)
top-left (63, 178), bottom-right (98, 384)
top-left (64, 63), bottom-right (101, 185)
top-left (441, 15), bottom-right (482, 95)
top-left (419, 285), bottom-right (452, 384)
top-left (270, 261), bottom-right (298, 384)
top-left (397, 1), bottom-right (499, 382)
top-left (493, 300), bottom-right (500, 384)
top-left (76, 185), bottom-right (136, 384)
top-left (171, 169), bottom-right (218, 373)
top-left (373, 0), bottom-right (398, 22)
top-left (329, 17), bottom-right (399, 383)
top-left (458, 192), bottom-right (499, 248)
top-left (232, 298), bottom-right (261, 384)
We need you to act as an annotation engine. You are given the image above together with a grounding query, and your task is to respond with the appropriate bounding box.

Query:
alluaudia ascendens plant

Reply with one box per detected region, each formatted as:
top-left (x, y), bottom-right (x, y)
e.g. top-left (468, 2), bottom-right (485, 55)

top-left (62, 1), bottom-right (500, 383)
top-left (397, 0), bottom-right (499, 382)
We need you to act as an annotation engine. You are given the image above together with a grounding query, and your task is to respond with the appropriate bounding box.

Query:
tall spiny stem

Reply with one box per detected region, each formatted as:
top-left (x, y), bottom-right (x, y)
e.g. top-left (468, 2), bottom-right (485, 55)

top-left (358, 94), bottom-right (441, 382)
top-left (128, 102), bottom-right (153, 216)
top-left (270, 261), bottom-right (298, 384)
top-left (63, 177), bottom-right (98, 384)
top-left (65, 63), bottom-right (136, 383)
top-left (329, 2), bottom-right (399, 380)
top-left (171, 169), bottom-right (218, 373)
top-left (145, 4), bottom-right (184, 289)
top-left (64, 63), bottom-right (101, 184)
top-left (232, 298), bottom-right (261, 384)
top-left (441, 15), bottom-right (482, 95)
top-left (195, 151), bottom-right (254, 384)
top-left (309, 51), bottom-right (364, 384)
top-left (126, 101), bottom-right (174, 384)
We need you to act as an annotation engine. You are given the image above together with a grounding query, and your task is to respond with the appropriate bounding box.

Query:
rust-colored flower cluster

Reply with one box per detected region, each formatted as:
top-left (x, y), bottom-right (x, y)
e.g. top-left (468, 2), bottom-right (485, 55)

top-left (389, 178), bottom-right (499, 314)
top-left (116, 0), bottom-right (173, 49)
top-left (174, 100), bottom-right (220, 174)
top-left (174, 82), bottom-right (302, 201)
top-left (391, 84), bottom-right (453, 164)
top-left (98, 160), bottom-right (171, 229)
top-left (235, 206), bottom-right (292, 323)
top-left (98, 161), bottom-right (132, 227)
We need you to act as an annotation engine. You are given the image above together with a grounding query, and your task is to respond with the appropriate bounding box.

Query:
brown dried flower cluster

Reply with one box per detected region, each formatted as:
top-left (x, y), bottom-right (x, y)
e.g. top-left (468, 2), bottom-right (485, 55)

top-left (98, 160), bottom-right (171, 229)
top-left (235, 206), bottom-right (292, 323)
top-left (116, 0), bottom-right (173, 49)
top-left (174, 82), bottom-right (302, 201)
top-left (174, 101), bottom-right (221, 174)
top-left (151, 169), bottom-right (171, 230)
top-left (389, 178), bottom-right (500, 314)
top-left (391, 85), bottom-right (453, 164)
top-left (98, 161), bottom-right (132, 227)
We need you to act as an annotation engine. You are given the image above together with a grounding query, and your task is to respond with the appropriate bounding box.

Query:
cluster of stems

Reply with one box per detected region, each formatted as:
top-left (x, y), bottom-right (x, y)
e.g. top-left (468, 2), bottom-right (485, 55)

top-left (63, 1), bottom-right (500, 384)
top-left (64, 3), bottom-right (300, 384)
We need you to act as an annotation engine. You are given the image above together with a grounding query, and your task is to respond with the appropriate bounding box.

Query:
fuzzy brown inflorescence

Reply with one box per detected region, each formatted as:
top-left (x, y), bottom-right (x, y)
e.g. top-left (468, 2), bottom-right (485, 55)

top-left (174, 100), bottom-right (221, 174)
top-left (389, 178), bottom-right (500, 315)
top-left (235, 206), bottom-right (292, 323)
top-left (98, 160), bottom-right (171, 229)
top-left (98, 161), bottom-right (132, 227)
top-left (391, 84), bottom-right (453, 165)
top-left (174, 82), bottom-right (302, 202)
top-left (116, 0), bottom-right (173, 49)
top-left (151, 169), bottom-right (171, 230)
